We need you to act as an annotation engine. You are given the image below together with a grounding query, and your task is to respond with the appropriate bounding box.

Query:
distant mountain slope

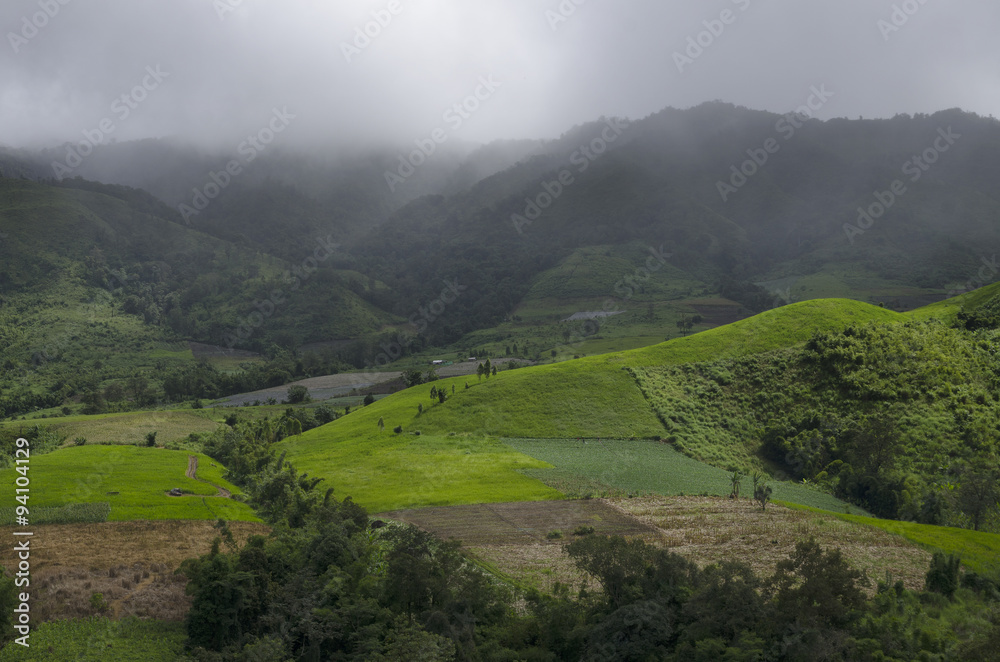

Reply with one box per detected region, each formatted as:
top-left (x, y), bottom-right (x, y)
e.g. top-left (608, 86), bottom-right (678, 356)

top-left (10, 103), bottom-right (1000, 360)
top-left (0, 176), bottom-right (398, 416)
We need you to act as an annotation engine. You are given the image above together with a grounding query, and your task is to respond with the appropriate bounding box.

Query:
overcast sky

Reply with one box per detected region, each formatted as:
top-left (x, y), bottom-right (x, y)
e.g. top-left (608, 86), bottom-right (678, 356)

top-left (2, 0), bottom-right (998, 151)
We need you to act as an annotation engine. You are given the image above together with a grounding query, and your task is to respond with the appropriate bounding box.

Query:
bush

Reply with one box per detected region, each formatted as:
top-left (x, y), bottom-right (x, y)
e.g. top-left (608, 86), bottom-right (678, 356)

top-left (314, 405), bottom-right (337, 425)
top-left (363, 394), bottom-right (375, 406)
top-left (393, 426), bottom-right (403, 434)
top-left (573, 526), bottom-right (595, 536)
top-left (90, 592), bottom-right (109, 613)
top-left (546, 530), bottom-right (563, 540)
top-left (73, 436), bottom-right (87, 446)
top-left (286, 386), bottom-right (310, 404)
top-left (145, 431), bottom-right (157, 447)
top-left (925, 553), bottom-right (961, 598)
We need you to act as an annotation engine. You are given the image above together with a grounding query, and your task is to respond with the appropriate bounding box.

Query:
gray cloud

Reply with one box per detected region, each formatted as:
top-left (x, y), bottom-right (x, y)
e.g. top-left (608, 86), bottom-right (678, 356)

top-left (1, 0), bottom-right (997, 151)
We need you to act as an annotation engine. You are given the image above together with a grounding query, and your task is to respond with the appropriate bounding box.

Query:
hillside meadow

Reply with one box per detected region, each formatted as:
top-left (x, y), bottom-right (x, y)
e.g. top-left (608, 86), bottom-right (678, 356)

top-left (0, 446), bottom-right (258, 522)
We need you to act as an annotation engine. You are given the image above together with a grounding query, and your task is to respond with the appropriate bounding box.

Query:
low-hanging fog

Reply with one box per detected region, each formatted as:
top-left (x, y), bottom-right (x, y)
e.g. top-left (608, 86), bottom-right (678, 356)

top-left (2, 0), bottom-right (999, 153)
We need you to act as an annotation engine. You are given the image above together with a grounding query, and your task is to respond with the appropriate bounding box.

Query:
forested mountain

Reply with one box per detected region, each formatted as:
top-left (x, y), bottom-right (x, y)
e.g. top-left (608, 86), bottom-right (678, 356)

top-left (4, 103), bottom-right (1000, 417)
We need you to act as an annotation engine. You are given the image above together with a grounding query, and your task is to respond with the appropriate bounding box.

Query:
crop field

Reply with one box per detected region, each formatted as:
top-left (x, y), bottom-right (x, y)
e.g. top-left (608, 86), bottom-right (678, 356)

top-left (506, 438), bottom-right (865, 514)
top-left (3, 410), bottom-right (224, 445)
top-left (613, 497), bottom-right (932, 590)
top-left (378, 496), bottom-right (931, 595)
top-left (0, 520), bottom-right (268, 622)
top-left (378, 499), bottom-right (658, 593)
top-left (281, 432), bottom-right (563, 513)
top-left (784, 504), bottom-right (1000, 575)
top-left (0, 617), bottom-right (185, 662)
top-left (0, 445), bottom-right (259, 522)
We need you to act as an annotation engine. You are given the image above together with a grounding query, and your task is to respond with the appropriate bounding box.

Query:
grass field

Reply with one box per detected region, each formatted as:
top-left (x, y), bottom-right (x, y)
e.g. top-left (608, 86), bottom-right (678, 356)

top-left (0, 445), bottom-right (258, 522)
top-left (0, 617), bottom-right (185, 661)
top-left (280, 432), bottom-right (562, 513)
top-left (505, 438), bottom-right (866, 514)
top-left (276, 299), bottom-right (914, 513)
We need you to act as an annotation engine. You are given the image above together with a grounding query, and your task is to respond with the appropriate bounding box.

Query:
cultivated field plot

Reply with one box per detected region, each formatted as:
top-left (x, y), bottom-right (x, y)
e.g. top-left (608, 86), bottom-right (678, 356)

top-left (379, 499), bottom-right (656, 593)
top-left (613, 496), bottom-right (932, 591)
top-left (508, 438), bottom-right (864, 513)
top-left (0, 446), bottom-right (259, 522)
top-left (2, 410), bottom-right (223, 446)
top-left (381, 497), bottom-right (933, 595)
top-left (0, 520), bottom-right (269, 622)
top-left (212, 371), bottom-right (403, 406)
top-left (379, 499), bottom-right (656, 546)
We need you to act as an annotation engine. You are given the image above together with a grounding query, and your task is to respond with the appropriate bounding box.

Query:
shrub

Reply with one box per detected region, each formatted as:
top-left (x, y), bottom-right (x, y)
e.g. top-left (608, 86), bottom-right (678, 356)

top-left (925, 553), bottom-right (961, 598)
top-left (393, 426), bottom-right (403, 434)
top-left (286, 386), bottom-right (310, 404)
top-left (89, 592), bottom-right (109, 613)
top-left (363, 394), bottom-right (375, 406)
top-left (314, 405), bottom-right (337, 425)
top-left (573, 526), bottom-right (595, 536)
top-left (145, 431), bottom-right (157, 447)
top-left (73, 436), bottom-right (87, 446)
top-left (546, 530), bottom-right (563, 540)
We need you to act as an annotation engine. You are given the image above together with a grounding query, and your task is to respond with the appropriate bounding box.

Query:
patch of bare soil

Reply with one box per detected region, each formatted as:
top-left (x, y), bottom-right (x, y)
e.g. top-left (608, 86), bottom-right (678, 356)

top-left (381, 496), bottom-right (932, 596)
top-left (611, 496), bottom-right (931, 592)
top-left (0, 520), bottom-right (269, 622)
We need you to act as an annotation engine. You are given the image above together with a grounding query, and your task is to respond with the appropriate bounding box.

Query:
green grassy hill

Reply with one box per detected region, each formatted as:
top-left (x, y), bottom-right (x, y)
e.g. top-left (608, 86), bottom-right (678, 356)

top-left (278, 292), bottom-right (988, 515)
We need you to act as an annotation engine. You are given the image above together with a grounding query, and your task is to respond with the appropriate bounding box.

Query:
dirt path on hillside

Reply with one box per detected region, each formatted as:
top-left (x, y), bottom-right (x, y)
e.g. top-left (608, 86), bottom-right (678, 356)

top-left (180, 455), bottom-right (231, 498)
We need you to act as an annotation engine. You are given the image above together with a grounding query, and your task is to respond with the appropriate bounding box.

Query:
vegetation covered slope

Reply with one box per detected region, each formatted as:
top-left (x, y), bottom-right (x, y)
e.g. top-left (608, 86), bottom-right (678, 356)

top-left (632, 295), bottom-right (1000, 526)
top-left (279, 288), bottom-right (1000, 528)
top-left (0, 445), bottom-right (258, 522)
top-left (0, 176), bottom-right (399, 417)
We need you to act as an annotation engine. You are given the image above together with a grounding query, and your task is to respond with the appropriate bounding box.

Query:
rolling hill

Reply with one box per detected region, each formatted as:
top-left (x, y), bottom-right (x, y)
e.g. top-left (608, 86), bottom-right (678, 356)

top-left (277, 286), bottom-right (1000, 529)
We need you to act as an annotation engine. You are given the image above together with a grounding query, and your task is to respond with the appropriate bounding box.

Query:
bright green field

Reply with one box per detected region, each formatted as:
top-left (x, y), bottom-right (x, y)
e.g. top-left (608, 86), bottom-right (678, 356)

top-left (276, 298), bottom-right (922, 514)
top-left (0, 445), bottom-right (259, 522)
top-left (785, 504), bottom-right (1000, 576)
top-left (280, 432), bottom-right (562, 513)
top-left (505, 438), bottom-right (865, 514)
top-left (0, 617), bottom-right (184, 661)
